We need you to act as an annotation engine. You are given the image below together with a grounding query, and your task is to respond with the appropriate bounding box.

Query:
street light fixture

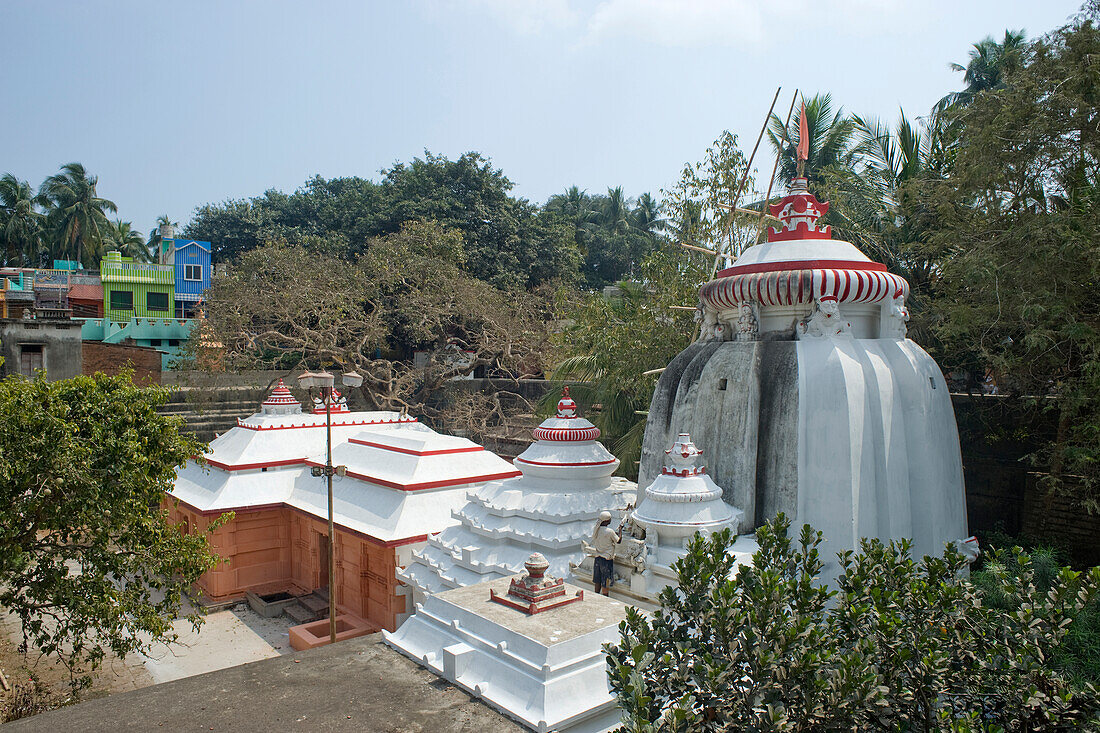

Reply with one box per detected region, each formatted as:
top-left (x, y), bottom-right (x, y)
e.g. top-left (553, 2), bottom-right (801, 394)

top-left (297, 368), bottom-right (357, 645)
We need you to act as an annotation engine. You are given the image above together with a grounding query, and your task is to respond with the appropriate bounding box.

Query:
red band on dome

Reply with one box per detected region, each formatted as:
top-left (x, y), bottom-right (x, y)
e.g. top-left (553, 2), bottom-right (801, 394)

top-left (716, 259), bottom-right (888, 278)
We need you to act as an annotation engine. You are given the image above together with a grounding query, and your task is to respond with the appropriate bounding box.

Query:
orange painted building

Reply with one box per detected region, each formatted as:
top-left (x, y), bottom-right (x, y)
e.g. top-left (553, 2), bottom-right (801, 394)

top-left (167, 381), bottom-right (520, 631)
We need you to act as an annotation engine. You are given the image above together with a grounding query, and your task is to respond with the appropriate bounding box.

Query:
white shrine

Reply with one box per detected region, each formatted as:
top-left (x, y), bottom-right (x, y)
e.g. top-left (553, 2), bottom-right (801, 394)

top-left (573, 432), bottom-right (756, 607)
top-left (398, 388), bottom-right (636, 605)
top-left (166, 379), bottom-right (520, 632)
top-left (642, 177), bottom-right (968, 573)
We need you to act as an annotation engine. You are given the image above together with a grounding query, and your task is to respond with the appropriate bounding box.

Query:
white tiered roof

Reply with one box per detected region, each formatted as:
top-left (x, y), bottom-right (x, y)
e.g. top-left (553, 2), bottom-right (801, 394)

top-left (168, 382), bottom-right (519, 545)
top-left (400, 388), bottom-right (636, 597)
top-left (633, 432), bottom-right (743, 539)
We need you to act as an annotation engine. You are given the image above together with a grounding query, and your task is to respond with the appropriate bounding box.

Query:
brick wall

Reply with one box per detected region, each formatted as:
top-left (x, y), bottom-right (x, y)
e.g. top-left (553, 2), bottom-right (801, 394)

top-left (82, 341), bottom-right (162, 385)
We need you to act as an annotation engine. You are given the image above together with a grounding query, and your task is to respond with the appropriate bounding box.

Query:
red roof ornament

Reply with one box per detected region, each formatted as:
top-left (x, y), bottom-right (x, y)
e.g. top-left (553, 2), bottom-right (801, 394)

top-left (767, 177), bottom-right (831, 242)
top-left (556, 386), bottom-right (578, 419)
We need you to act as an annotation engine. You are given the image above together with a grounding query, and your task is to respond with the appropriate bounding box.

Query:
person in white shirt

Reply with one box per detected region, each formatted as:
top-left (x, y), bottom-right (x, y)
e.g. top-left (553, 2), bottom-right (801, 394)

top-left (591, 510), bottom-right (621, 595)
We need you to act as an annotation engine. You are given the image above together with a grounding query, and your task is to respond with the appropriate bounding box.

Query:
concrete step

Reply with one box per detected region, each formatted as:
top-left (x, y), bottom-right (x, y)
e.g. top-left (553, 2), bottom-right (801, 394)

top-left (314, 586), bottom-right (330, 603)
top-left (298, 594), bottom-right (329, 614)
top-left (283, 602), bottom-right (322, 625)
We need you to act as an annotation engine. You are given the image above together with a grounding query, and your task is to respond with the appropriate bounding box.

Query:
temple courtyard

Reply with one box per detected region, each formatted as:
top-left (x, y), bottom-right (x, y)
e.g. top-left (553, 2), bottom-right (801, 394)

top-left (0, 598), bottom-right (297, 699)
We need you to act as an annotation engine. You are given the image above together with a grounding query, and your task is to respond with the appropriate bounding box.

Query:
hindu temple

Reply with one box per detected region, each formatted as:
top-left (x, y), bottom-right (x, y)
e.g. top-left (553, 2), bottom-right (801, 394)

top-left (166, 379), bottom-right (520, 641)
top-left (641, 177), bottom-right (968, 569)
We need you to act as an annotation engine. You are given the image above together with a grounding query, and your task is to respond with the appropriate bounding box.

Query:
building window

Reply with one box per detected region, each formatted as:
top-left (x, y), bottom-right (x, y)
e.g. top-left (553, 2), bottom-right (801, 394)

top-left (184, 264), bottom-right (202, 281)
top-left (147, 292), bottom-right (169, 312)
top-left (19, 344), bottom-right (42, 376)
top-left (168, 339), bottom-right (180, 347)
top-left (110, 290), bottom-right (133, 311)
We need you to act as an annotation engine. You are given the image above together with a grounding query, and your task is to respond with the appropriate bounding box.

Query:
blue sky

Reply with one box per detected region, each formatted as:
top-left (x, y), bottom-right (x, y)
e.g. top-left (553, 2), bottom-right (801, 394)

top-left (0, 1), bottom-right (1082, 237)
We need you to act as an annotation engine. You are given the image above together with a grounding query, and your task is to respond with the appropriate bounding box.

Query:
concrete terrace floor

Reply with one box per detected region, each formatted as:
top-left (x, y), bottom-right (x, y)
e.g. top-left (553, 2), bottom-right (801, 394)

top-left (4, 634), bottom-right (523, 732)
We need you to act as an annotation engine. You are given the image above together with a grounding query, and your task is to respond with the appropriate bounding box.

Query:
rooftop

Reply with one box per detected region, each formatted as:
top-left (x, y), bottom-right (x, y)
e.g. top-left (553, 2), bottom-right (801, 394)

top-left (3, 634), bottom-right (522, 733)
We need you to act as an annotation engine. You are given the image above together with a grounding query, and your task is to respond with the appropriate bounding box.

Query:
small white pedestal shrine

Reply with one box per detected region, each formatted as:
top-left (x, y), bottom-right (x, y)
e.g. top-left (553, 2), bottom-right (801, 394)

top-left (573, 433), bottom-right (756, 608)
top-left (385, 554), bottom-right (628, 733)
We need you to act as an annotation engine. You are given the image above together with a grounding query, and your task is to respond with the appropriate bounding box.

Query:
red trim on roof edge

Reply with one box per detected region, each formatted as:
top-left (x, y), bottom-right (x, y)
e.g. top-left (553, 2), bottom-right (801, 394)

top-left (205, 457), bottom-right (306, 472)
top-left (715, 259), bottom-right (887, 279)
top-left (513, 457), bottom-right (618, 467)
top-left (302, 461), bottom-right (520, 491)
top-left (169, 497), bottom-right (430, 548)
top-left (235, 417), bottom-right (418, 432)
top-left (347, 437), bottom-right (484, 457)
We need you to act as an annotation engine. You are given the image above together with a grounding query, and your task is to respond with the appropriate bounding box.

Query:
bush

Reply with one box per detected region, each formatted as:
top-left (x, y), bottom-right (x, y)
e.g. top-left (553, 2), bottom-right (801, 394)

top-left (973, 545), bottom-right (1100, 687)
top-left (607, 514), bottom-right (1100, 731)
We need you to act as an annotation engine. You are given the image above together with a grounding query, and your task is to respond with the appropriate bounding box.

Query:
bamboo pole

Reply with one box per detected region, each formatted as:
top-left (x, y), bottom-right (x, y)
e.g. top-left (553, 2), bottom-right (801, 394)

top-left (754, 90), bottom-right (799, 245)
top-left (681, 242), bottom-right (718, 256)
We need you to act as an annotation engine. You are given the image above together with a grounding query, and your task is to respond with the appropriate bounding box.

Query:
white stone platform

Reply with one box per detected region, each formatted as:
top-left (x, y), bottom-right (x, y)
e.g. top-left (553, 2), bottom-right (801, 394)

top-left (384, 576), bottom-right (628, 733)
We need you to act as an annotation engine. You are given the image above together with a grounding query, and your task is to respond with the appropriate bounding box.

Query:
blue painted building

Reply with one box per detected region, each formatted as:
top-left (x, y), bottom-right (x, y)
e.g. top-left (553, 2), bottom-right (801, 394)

top-left (159, 238), bottom-right (211, 318)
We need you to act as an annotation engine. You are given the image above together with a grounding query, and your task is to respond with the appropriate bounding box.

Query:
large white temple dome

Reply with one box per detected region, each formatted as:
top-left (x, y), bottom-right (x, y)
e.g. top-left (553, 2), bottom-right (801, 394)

top-left (642, 177), bottom-right (967, 571)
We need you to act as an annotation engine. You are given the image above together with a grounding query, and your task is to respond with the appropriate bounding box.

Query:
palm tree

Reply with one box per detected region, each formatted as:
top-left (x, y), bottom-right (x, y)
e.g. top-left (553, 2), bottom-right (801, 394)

top-left (600, 187), bottom-right (631, 235)
top-left (632, 193), bottom-right (663, 236)
top-left (108, 220), bottom-right (153, 262)
top-left (38, 163), bottom-right (117, 268)
top-left (936, 29), bottom-right (1027, 112)
top-left (0, 174), bottom-right (43, 266)
top-left (147, 213), bottom-right (178, 262)
top-left (766, 93), bottom-right (857, 188)
top-left (546, 187), bottom-right (599, 258)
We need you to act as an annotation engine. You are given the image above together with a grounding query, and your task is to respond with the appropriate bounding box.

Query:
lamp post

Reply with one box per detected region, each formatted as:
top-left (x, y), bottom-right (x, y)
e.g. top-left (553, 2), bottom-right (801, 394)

top-left (297, 369), bottom-right (364, 645)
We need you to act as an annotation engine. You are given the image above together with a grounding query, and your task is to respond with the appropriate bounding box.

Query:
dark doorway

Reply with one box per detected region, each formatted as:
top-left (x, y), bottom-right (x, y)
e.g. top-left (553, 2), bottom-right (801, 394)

top-left (317, 533), bottom-right (330, 590)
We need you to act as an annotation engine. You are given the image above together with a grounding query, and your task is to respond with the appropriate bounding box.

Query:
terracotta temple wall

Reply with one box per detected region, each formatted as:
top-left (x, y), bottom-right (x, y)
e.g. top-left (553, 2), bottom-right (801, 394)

top-left (165, 498), bottom-right (411, 631)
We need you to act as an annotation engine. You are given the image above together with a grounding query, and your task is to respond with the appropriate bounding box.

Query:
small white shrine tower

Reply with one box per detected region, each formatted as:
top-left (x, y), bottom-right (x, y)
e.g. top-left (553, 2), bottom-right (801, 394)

top-left (399, 388), bottom-right (635, 603)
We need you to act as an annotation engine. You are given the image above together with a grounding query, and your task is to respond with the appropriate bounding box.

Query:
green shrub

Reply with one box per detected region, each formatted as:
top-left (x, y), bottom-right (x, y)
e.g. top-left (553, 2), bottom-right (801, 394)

top-left (607, 514), bottom-right (1100, 731)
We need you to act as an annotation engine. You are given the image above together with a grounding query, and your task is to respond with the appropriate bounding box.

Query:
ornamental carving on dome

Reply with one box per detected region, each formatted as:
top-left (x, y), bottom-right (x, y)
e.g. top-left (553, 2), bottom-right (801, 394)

top-left (663, 433), bottom-right (706, 478)
top-left (797, 296), bottom-right (852, 339)
top-left (767, 177), bottom-right (831, 242)
top-left (556, 386), bottom-right (578, 418)
top-left (261, 378), bottom-right (302, 415)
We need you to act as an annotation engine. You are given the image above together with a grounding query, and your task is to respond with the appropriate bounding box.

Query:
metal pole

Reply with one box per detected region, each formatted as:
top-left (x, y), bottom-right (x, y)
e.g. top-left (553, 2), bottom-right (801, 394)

top-left (326, 387), bottom-right (336, 645)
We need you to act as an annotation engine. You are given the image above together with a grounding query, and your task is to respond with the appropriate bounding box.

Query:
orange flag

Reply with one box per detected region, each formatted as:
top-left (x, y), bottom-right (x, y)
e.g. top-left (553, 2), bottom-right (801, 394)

top-left (796, 100), bottom-right (809, 164)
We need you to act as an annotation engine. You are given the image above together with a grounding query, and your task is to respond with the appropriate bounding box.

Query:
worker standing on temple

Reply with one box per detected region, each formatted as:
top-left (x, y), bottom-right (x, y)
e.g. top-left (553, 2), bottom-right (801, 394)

top-left (591, 510), bottom-right (620, 595)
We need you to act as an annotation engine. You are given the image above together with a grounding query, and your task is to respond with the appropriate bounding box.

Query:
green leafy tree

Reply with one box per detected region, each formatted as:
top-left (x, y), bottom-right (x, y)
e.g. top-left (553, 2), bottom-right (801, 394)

top-left (663, 130), bottom-right (754, 261)
top-left (0, 173), bottom-right (42, 266)
top-left (936, 29), bottom-right (1028, 113)
top-left (608, 515), bottom-right (1100, 731)
top-left (0, 373), bottom-right (222, 688)
top-left (184, 156), bottom-right (578, 289)
top-left (926, 3), bottom-right (1100, 508)
top-left (378, 151), bottom-right (578, 289)
top-left (547, 250), bottom-right (701, 476)
top-left (194, 221), bottom-right (554, 435)
top-left (38, 162), bottom-right (117, 268)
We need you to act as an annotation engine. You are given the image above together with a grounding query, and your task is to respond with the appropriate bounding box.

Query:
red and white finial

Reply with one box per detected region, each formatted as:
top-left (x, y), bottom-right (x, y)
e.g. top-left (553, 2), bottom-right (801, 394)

top-left (767, 177), bottom-right (832, 242)
top-left (261, 378), bottom-right (302, 415)
top-left (556, 386), bottom-right (578, 419)
top-left (662, 433), bottom-right (706, 478)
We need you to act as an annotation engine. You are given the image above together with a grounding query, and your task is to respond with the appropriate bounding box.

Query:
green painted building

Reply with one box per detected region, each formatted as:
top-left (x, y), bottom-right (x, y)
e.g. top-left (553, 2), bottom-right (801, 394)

top-left (100, 251), bottom-right (175, 323)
